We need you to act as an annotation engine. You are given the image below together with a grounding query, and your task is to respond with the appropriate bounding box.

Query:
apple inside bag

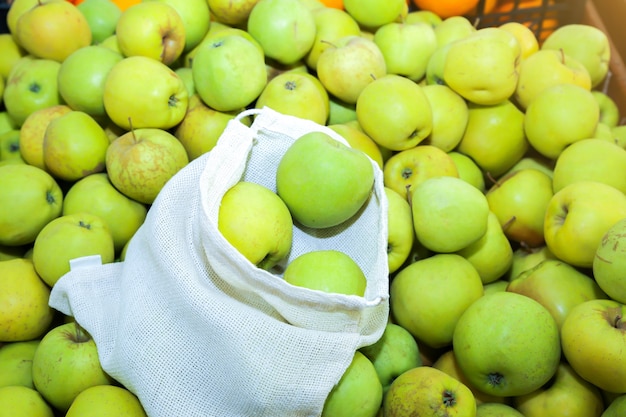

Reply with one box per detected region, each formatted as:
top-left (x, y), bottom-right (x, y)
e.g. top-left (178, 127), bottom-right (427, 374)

top-left (49, 106), bottom-right (389, 417)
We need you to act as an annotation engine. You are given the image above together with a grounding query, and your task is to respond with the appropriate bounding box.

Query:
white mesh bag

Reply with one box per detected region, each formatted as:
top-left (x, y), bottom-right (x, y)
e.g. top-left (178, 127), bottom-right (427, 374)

top-left (49, 106), bottom-right (390, 417)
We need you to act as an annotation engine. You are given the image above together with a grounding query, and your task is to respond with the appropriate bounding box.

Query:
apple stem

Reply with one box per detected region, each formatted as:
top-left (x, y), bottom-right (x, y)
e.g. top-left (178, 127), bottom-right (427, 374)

top-left (73, 321), bottom-right (91, 344)
top-left (559, 48), bottom-right (566, 65)
top-left (486, 171), bottom-right (499, 187)
top-left (615, 313), bottom-right (623, 329)
top-left (128, 117), bottom-right (137, 143)
top-left (502, 216), bottom-right (516, 231)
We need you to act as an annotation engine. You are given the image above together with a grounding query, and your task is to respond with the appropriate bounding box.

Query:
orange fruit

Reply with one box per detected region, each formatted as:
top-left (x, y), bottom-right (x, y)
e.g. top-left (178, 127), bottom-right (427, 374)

top-left (319, 0), bottom-right (343, 9)
top-left (411, 0), bottom-right (480, 19)
top-left (70, 0), bottom-right (141, 11)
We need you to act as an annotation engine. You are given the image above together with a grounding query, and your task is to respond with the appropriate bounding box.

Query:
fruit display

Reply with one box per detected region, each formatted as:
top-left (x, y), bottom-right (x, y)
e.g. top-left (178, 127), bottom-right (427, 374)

top-left (2, 0), bottom-right (626, 415)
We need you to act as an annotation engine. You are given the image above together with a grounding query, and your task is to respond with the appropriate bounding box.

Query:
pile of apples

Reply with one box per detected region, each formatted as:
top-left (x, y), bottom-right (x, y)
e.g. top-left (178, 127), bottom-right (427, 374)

top-left (2, 0), bottom-right (626, 415)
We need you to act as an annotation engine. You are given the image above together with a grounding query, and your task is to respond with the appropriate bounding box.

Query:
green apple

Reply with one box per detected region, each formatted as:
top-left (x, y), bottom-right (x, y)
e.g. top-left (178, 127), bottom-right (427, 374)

top-left (611, 125), bottom-right (626, 149)
top-left (443, 27), bottom-right (521, 106)
top-left (412, 176), bottom-right (490, 253)
top-left (0, 33), bottom-right (27, 80)
top-left (0, 129), bottom-right (24, 164)
top-left (594, 121), bottom-right (614, 142)
top-left (383, 366), bottom-right (476, 417)
top-left (504, 245), bottom-right (555, 282)
top-left (405, 10), bottom-right (442, 28)
top-left (524, 83), bottom-right (599, 159)
top-left (42, 110), bottom-right (110, 182)
top-left (476, 403), bottom-right (524, 417)
top-left (105, 127), bottom-right (189, 204)
top-left (3, 57), bottom-right (62, 127)
top-left (561, 299), bottom-right (626, 393)
top-left (283, 250), bottom-right (367, 296)
top-left (32, 322), bottom-right (115, 412)
top-left (0, 386), bottom-right (54, 417)
top-left (316, 35), bottom-right (387, 105)
top-left (391, 253), bottom-right (484, 348)
top-left (498, 21), bottom-right (539, 61)
top-left (486, 168), bottom-right (553, 248)
top-left (541, 24), bottom-right (610, 88)
top-left (62, 173), bottom-right (148, 255)
top-left (18, 104), bottom-right (72, 170)
top-left (66, 385), bottom-right (147, 416)
top-left (359, 322), bottom-right (422, 394)
top-left (356, 74), bottom-right (432, 151)
top-left (0, 339), bottom-right (40, 388)
top-left (115, 1), bottom-right (185, 65)
top-left (448, 151), bottom-right (485, 192)
top-left (5, 0), bottom-right (64, 38)
top-left (514, 49), bottom-right (592, 111)
top-left (328, 95), bottom-right (357, 125)
top-left (218, 181), bottom-right (293, 270)
top-left (421, 84), bottom-right (469, 153)
top-left (456, 99), bottom-right (528, 178)
top-left (501, 155), bottom-right (554, 179)
top-left (15, 1), bottom-right (92, 63)
top-left (77, 0), bottom-right (122, 45)
top-left (207, 0), bottom-right (259, 27)
top-left (383, 144), bottom-right (459, 199)
top-left (603, 394), bottom-right (626, 417)
top-left (255, 71), bottom-right (329, 125)
top-left (104, 56), bottom-right (188, 130)
top-left (592, 90), bottom-right (620, 128)
top-left (384, 187), bottom-right (414, 274)
top-left (0, 164), bottom-right (63, 246)
top-left (343, 0), bottom-right (405, 30)
top-left (192, 34), bottom-right (267, 112)
top-left (57, 45), bottom-right (124, 118)
top-left (456, 211), bottom-right (514, 285)
top-left (144, 0), bottom-right (211, 53)
top-left (424, 42), bottom-right (452, 86)
top-left (32, 212), bottom-right (115, 287)
top-left (482, 279), bottom-right (509, 296)
top-left (0, 112), bottom-right (19, 136)
top-left (433, 15), bottom-right (476, 48)
top-left (544, 181), bottom-right (626, 268)
top-left (374, 21), bottom-right (437, 82)
top-left (594, 217), bottom-right (626, 304)
top-left (552, 138), bottom-right (626, 194)
top-left (328, 122), bottom-right (384, 170)
top-left (507, 259), bottom-right (608, 330)
top-left (184, 24), bottom-right (264, 68)
top-left (453, 292), bottom-right (561, 397)
top-left (0, 258), bottom-right (54, 342)
top-left (247, 0), bottom-right (316, 65)
top-left (322, 351), bottom-right (382, 417)
top-left (276, 131), bottom-right (375, 229)
top-left (175, 66), bottom-right (195, 97)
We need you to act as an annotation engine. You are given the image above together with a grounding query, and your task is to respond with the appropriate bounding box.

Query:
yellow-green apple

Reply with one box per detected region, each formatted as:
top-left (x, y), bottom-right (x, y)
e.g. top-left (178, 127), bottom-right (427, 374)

top-left (603, 394), bottom-right (626, 417)
top-left (433, 15), bottom-right (476, 48)
top-left (115, 2), bottom-right (185, 65)
top-left (297, 0), bottom-right (325, 12)
top-left (0, 339), bottom-right (40, 388)
top-left (276, 131), bottom-right (375, 229)
top-left (373, 21), bottom-right (437, 82)
top-left (321, 351), bottom-right (382, 417)
top-left (3, 57), bottom-right (62, 127)
top-left (594, 218), bottom-right (626, 304)
top-left (103, 56), bottom-right (188, 130)
top-left (542, 24), bottom-right (610, 88)
top-left (391, 253), bottom-right (483, 348)
top-left (486, 168), bottom-right (554, 248)
top-left (359, 322), bottom-right (422, 394)
top-left (448, 151), bottom-right (485, 192)
top-left (18, 104), bottom-right (72, 170)
top-left (356, 74), bottom-right (432, 151)
top-left (342, 0), bottom-right (405, 30)
top-left (456, 211), bottom-right (514, 285)
top-left (513, 361), bottom-right (604, 417)
top-left (611, 125), bottom-right (626, 149)
top-left (514, 49), bottom-right (592, 110)
top-left (42, 110), bottom-right (110, 182)
top-left (543, 180), bottom-right (626, 268)
top-left (476, 403), bottom-right (524, 416)
top-left (442, 27), bottom-right (521, 106)
top-left (99, 34), bottom-right (121, 54)
top-left (207, 0), bottom-right (259, 27)
top-left (483, 279), bottom-right (509, 296)
top-left (383, 187), bottom-right (414, 274)
top-left (552, 138), bottom-right (626, 194)
top-left (283, 250), bottom-right (367, 296)
top-left (594, 121), bottom-right (614, 142)
top-left (105, 127), bottom-right (189, 204)
top-left (77, 0), bottom-right (122, 45)
top-left (412, 176), bottom-right (490, 253)
top-left (383, 366), bottom-right (476, 417)
top-left (452, 292), bottom-right (561, 397)
top-left (15, 1), bottom-right (92, 62)
top-left (32, 212), bottom-right (115, 287)
top-left (456, 99), bottom-right (528, 178)
top-left (507, 259), bottom-right (608, 330)
top-left (57, 45), bottom-right (124, 119)
top-left (175, 66), bottom-right (195, 96)
top-left (305, 6), bottom-right (361, 71)
top-left (184, 24), bottom-right (264, 68)
top-left (524, 83), bottom-right (599, 159)
top-left (498, 21), bottom-right (539, 60)
top-left (0, 130), bottom-right (24, 164)
top-left (192, 34), bottom-right (267, 112)
top-left (383, 145), bottom-right (458, 200)
top-left (0, 258), bottom-right (54, 342)
top-left (592, 90), bottom-right (620, 128)
top-left (247, 0), bottom-right (316, 65)
top-left (62, 173), bottom-right (148, 255)
top-left (218, 181), bottom-right (293, 271)
top-left (0, 33), bottom-right (27, 80)
top-left (255, 71), bottom-right (329, 125)
top-left (328, 123), bottom-right (384, 169)
top-left (32, 322), bottom-right (115, 412)
top-left (405, 10), bottom-right (442, 28)
top-left (501, 155), bottom-right (554, 179)
top-left (66, 385), bottom-right (147, 417)
top-left (0, 164), bottom-right (63, 246)
top-left (143, 0), bottom-right (211, 53)
top-left (0, 112), bottom-right (19, 136)
top-left (504, 245), bottom-right (555, 281)
top-left (316, 35), bottom-right (387, 104)
top-left (5, 0), bottom-right (64, 38)
top-left (561, 299), bottom-right (626, 393)
top-left (0, 386), bottom-right (54, 417)
top-left (328, 95), bottom-right (357, 125)
top-left (432, 349), bottom-right (507, 405)
top-left (421, 84), bottom-right (469, 153)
